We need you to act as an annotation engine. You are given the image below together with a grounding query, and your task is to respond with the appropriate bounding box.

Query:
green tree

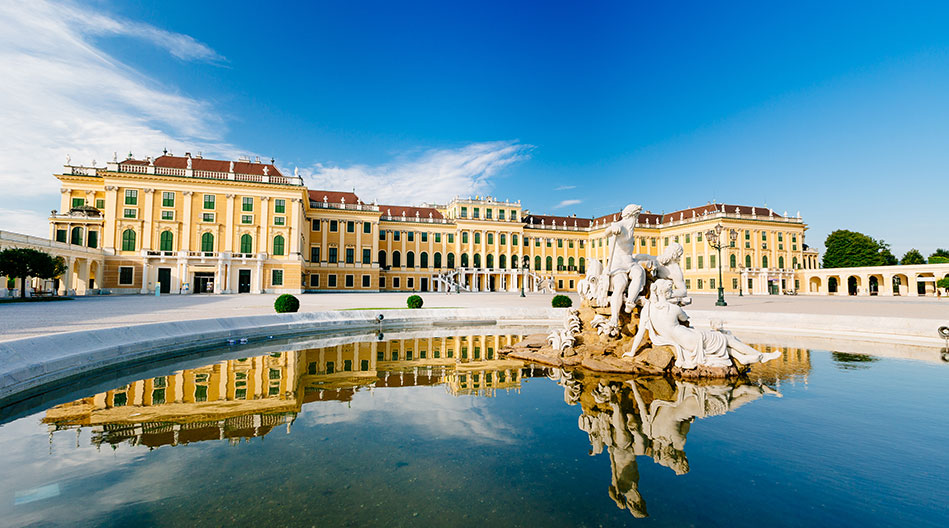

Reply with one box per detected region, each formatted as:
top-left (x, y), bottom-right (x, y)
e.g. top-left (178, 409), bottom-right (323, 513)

top-left (878, 240), bottom-right (898, 266)
top-left (928, 249), bottom-right (949, 264)
top-left (900, 249), bottom-right (926, 265)
top-left (936, 276), bottom-right (949, 291)
top-left (0, 248), bottom-right (67, 298)
top-left (822, 230), bottom-right (886, 268)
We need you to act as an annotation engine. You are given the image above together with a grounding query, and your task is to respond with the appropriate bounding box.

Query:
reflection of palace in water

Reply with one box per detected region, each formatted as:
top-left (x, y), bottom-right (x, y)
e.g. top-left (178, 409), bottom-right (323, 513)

top-left (562, 345), bottom-right (810, 518)
top-left (43, 334), bottom-right (533, 448)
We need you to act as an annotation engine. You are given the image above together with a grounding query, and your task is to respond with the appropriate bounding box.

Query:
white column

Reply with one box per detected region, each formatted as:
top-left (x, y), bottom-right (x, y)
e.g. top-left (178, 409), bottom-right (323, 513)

top-left (143, 189), bottom-right (155, 249)
top-left (181, 191), bottom-right (193, 251)
top-left (260, 197), bottom-right (271, 255)
top-left (254, 258), bottom-right (264, 294)
top-left (140, 261), bottom-right (151, 294)
top-left (104, 186), bottom-right (119, 250)
top-left (224, 194), bottom-right (235, 252)
top-left (290, 198), bottom-right (302, 256)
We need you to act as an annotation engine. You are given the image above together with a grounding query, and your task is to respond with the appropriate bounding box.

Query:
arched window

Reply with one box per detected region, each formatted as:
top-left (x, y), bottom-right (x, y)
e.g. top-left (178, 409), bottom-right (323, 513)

top-left (70, 226), bottom-right (83, 245)
top-left (434, 252), bottom-right (442, 268)
top-left (272, 235), bottom-right (284, 256)
top-left (534, 256), bottom-right (541, 270)
top-left (420, 252), bottom-right (428, 268)
top-left (762, 255), bottom-right (768, 268)
top-left (121, 229), bottom-right (136, 252)
top-left (568, 257), bottom-right (575, 270)
top-left (729, 254), bottom-right (736, 268)
top-left (557, 256), bottom-right (564, 271)
top-left (407, 251), bottom-right (415, 268)
top-left (379, 250), bottom-right (387, 268)
top-left (474, 254), bottom-right (481, 268)
top-left (745, 255), bottom-right (752, 268)
top-left (392, 251), bottom-right (401, 267)
top-left (201, 232), bottom-right (214, 252)
top-left (474, 232), bottom-right (481, 244)
top-left (461, 253), bottom-right (468, 267)
top-left (579, 257), bottom-right (586, 274)
top-left (778, 256), bottom-right (785, 269)
top-left (499, 255), bottom-right (506, 268)
top-left (546, 256), bottom-right (553, 271)
top-left (240, 234), bottom-right (252, 254)
top-left (447, 253), bottom-right (455, 268)
top-left (160, 230), bottom-right (174, 252)
top-left (486, 254), bottom-right (494, 268)
top-left (511, 255), bottom-right (519, 268)
top-left (792, 257), bottom-right (798, 269)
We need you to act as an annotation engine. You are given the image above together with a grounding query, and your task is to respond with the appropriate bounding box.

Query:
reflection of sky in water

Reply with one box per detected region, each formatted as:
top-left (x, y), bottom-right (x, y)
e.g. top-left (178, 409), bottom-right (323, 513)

top-left (0, 343), bottom-right (947, 527)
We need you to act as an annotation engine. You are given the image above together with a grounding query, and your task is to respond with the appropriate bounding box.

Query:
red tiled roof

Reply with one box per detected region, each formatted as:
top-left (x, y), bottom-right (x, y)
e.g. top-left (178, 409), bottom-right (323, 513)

top-left (590, 203), bottom-right (780, 228)
top-left (523, 214), bottom-right (591, 228)
top-left (379, 204), bottom-right (444, 219)
top-left (308, 189), bottom-right (362, 204)
top-left (149, 155), bottom-right (283, 177)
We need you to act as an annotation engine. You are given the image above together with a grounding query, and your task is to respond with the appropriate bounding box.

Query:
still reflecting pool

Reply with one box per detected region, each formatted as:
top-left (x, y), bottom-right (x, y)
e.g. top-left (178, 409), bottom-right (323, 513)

top-left (0, 333), bottom-right (946, 527)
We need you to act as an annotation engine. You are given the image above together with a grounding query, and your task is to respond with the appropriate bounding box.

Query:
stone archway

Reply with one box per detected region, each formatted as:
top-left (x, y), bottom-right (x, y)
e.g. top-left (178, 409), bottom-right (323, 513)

top-left (847, 275), bottom-right (861, 296)
top-left (809, 276), bottom-right (822, 293)
top-left (867, 275), bottom-right (882, 296)
top-left (828, 276), bottom-right (840, 294)
top-left (891, 273), bottom-right (909, 295)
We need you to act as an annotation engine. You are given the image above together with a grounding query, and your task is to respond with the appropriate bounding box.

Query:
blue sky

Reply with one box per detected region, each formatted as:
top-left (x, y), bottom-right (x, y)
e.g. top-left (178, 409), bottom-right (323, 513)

top-left (1, 1), bottom-right (948, 256)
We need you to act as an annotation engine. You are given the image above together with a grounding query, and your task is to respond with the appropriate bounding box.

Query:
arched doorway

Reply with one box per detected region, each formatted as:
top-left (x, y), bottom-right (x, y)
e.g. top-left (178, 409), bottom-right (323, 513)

top-left (868, 275), bottom-right (879, 295)
top-left (809, 276), bottom-right (821, 293)
top-left (828, 277), bottom-right (839, 294)
top-left (847, 276), bottom-right (860, 296)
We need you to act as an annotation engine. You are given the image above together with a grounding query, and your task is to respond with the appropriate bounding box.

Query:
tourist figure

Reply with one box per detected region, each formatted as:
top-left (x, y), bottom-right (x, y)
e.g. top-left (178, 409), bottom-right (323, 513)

top-left (625, 279), bottom-right (781, 367)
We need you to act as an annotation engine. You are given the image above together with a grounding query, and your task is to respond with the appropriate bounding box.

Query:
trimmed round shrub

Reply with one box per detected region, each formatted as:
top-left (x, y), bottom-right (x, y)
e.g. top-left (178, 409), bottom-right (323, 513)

top-left (551, 294), bottom-right (572, 308)
top-left (274, 293), bottom-right (300, 313)
top-left (407, 295), bottom-right (424, 309)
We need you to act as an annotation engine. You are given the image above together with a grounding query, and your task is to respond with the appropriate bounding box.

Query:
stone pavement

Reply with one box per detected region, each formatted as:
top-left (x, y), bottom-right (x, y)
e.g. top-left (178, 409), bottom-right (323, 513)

top-left (1, 292), bottom-right (948, 343)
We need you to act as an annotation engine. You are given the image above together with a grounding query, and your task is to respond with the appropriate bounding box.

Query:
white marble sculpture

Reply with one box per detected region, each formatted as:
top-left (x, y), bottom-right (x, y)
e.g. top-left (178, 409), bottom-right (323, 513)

top-left (575, 377), bottom-right (779, 517)
top-left (625, 279), bottom-right (781, 367)
top-left (602, 204), bottom-right (643, 331)
top-left (571, 203), bottom-right (775, 370)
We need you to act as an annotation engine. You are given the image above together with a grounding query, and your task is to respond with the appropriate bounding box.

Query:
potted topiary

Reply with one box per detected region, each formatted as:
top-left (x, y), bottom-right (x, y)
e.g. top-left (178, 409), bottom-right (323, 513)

top-left (274, 293), bottom-right (300, 313)
top-left (407, 294), bottom-right (423, 309)
top-left (551, 294), bottom-right (572, 308)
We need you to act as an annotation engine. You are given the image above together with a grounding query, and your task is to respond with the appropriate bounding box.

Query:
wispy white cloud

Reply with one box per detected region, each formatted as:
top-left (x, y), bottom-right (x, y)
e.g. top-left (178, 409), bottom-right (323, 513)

top-left (299, 385), bottom-right (518, 444)
top-left (554, 199), bottom-right (581, 209)
top-left (554, 185), bottom-right (576, 191)
top-left (302, 141), bottom-right (532, 205)
top-left (0, 0), bottom-right (237, 210)
top-left (56, 2), bottom-right (226, 63)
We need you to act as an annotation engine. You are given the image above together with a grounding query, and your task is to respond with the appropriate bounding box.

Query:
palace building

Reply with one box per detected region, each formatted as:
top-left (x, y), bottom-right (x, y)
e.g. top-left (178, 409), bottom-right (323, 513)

top-left (45, 151), bottom-right (812, 296)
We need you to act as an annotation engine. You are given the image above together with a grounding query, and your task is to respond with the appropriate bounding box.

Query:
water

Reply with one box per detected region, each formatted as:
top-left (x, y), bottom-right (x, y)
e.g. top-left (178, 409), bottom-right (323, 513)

top-left (0, 333), bottom-right (947, 527)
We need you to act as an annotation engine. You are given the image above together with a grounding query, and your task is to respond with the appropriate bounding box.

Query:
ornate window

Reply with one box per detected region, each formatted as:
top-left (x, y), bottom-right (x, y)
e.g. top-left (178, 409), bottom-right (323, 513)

top-left (240, 234), bottom-right (253, 254)
top-left (273, 235), bottom-right (285, 256)
top-left (201, 232), bottom-right (214, 252)
top-left (121, 229), bottom-right (136, 251)
top-left (160, 230), bottom-right (174, 252)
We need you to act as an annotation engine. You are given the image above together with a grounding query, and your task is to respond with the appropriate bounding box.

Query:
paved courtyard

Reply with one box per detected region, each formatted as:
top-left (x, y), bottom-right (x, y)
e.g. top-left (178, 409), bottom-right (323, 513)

top-left (2, 292), bottom-right (948, 342)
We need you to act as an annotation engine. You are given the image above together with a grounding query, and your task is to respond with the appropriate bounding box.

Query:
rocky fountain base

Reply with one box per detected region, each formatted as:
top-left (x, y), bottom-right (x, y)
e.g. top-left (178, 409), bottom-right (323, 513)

top-left (500, 301), bottom-right (745, 379)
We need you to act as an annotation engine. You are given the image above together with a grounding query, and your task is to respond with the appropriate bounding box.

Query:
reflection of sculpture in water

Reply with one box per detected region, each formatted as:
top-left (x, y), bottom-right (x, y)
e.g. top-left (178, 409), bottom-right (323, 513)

top-left (572, 374), bottom-right (780, 517)
top-left (626, 279), bottom-right (783, 367)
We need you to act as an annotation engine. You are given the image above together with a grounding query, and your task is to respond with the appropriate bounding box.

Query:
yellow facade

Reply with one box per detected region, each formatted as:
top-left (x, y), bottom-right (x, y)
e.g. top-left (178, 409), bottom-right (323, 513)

top-left (48, 152), bottom-right (809, 295)
top-left (42, 333), bottom-right (530, 448)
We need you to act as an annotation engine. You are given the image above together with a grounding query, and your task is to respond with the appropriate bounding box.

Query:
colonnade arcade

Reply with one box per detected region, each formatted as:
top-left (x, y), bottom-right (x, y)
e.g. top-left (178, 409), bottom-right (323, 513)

top-left (0, 230), bottom-right (105, 297)
top-left (800, 263), bottom-right (949, 296)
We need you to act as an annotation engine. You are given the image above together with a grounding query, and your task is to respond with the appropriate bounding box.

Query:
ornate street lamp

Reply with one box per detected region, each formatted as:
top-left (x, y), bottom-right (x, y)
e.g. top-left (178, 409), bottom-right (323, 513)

top-left (520, 255), bottom-right (530, 297)
top-left (705, 223), bottom-right (738, 307)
